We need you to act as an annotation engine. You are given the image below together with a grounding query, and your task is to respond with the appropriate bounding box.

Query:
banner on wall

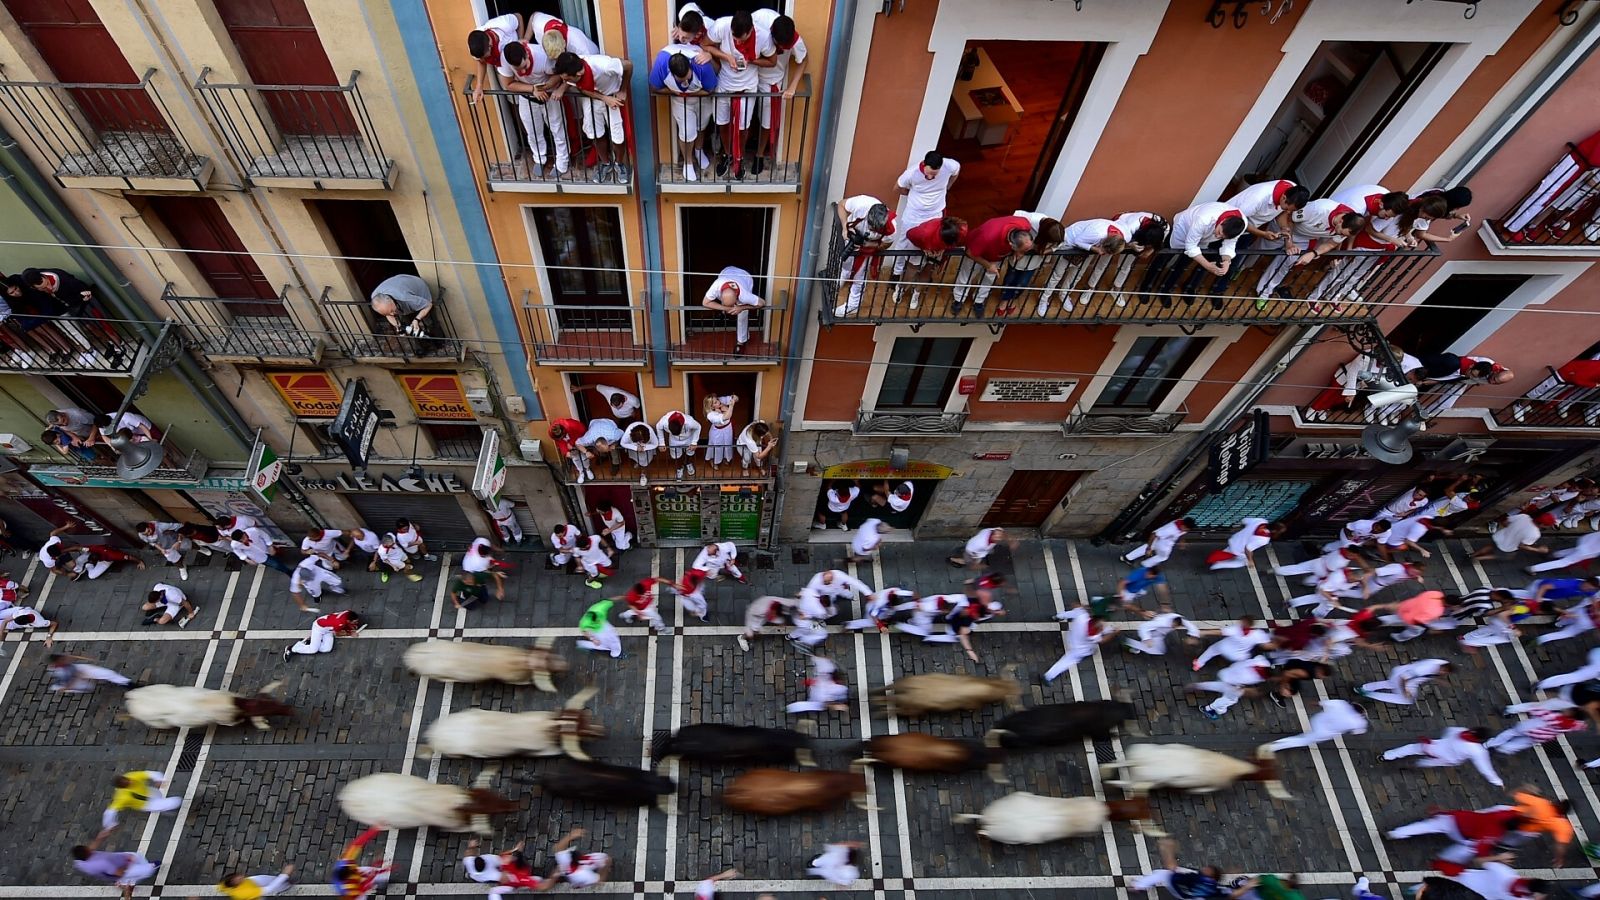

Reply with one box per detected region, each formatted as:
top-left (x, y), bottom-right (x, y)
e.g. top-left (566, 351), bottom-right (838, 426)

top-left (399, 373), bottom-right (476, 421)
top-left (819, 459), bottom-right (954, 480)
top-left (267, 371), bottom-right (343, 418)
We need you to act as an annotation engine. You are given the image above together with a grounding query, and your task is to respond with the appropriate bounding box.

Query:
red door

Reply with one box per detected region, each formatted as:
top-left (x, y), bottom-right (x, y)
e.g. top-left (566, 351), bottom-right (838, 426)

top-left (143, 197), bottom-right (282, 313)
top-left (212, 0), bottom-right (354, 135)
top-left (2, 0), bottom-right (163, 131)
top-left (308, 198), bottom-right (418, 300)
top-left (981, 470), bottom-right (1081, 528)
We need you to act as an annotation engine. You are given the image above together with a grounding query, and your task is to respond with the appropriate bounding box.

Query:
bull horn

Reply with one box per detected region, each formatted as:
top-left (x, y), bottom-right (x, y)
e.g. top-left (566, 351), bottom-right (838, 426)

top-left (1265, 780), bottom-right (1292, 800)
top-left (251, 716), bottom-right (271, 731)
top-left (849, 758), bottom-right (867, 776)
top-left (984, 728), bottom-right (1007, 749)
top-left (1122, 717), bottom-right (1147, 739)
top-left (561, 733), bottom-right (591, 761)
top-left (794, 718), bottom-right (816, 736)
top-left (952, 812), bottom-right (982, 826)
top-left (563, 685), bottom-right (598, 712)
top-left (417, 745), bottom-right (435, 759)
top-left (1254, 743), bottom-right (1277, 761)
top-left (986, 762), bottom-right (1009, 785)
top-left (533, 671), bottom-right (557, 693)
top-left (534, 634), bottom-right (556, 651)
top-left (796, 747), bottom-right (817, 768)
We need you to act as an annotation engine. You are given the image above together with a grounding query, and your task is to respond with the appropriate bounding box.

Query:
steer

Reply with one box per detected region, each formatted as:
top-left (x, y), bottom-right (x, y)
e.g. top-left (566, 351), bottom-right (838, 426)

top-left (721, 768), bottom-right (870, 815)
top-left (123, 681), bottom-right (293, 731)
top-left (538, 758), bottom-right (676, 810)
top-left (651, 723), bottom-right (815, 766)
top-left (870, 672), bottom-right (1022, 716)
top-left (419, 686), bottom-right (602, 760)
top-left (953, 792), bottom-right (1154, 844)
top-left (403, 636), bottom-right (568, 691)
top-left (339, 769), bottom-right (519, 834)
top-left (855, 732), bottom-right (1007, 782)
top-left (988, 698), bottom-right (1141, 749)
top-left (1099, 743), bottom-right (1289, 799)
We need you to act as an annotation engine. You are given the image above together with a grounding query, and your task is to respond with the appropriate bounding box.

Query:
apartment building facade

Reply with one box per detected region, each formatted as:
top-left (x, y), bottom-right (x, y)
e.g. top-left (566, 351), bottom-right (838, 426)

top-left (786, 0), bottom-right (1600, 543)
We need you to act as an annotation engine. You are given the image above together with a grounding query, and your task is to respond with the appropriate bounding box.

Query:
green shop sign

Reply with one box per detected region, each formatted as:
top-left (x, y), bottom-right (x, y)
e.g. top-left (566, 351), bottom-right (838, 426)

top-left (719, 488), bottom-right (762, 541)
top-left (652, 490), bottom-right (702, 540)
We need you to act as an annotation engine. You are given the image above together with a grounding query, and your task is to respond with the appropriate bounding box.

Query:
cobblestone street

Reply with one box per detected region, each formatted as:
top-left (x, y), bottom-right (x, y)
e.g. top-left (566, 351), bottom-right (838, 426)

top-left (5, 532), bottom-right (1600, 899)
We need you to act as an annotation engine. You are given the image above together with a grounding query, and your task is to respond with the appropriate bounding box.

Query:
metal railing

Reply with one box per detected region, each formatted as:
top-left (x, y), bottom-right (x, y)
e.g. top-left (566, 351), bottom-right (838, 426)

top-left (0, 68), bottom-right (209, 190)
top-left (819, 207), bottom-right (1441, 326)
top-left (1493, 366), bottom-right (1600, 429)
top-left (519, 290), bottom-right (647, 364)
top-left (667, 290), bottom-right (788, 362)
top-left (853, 409), bottom-right (968, 436)
top-left (650, 76), bottom-right (811, 190)
top-left (196, 68), bottom-right (393, 187)
top-left (461, 76), bottom-right (635, 190)
top-left (1064, 404), bottom-right (1187, 435)
top-left (320, 286), bottom-right (464, 362)
top-left (43, 424), bottom-right (210, 483)
top-left (1488, 140), bottom-right (1600, 249)
top-left (161, 285), bottom-right (322, 363)
top-left (0, 307), bottom-right (144, 374)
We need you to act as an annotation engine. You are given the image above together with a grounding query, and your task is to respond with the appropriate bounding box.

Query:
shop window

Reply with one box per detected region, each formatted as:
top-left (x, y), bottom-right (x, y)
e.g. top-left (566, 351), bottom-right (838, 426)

top-left (1385, 274), bottom-right (1529, 357)
top-left (1093, 336), bottom-right (1208, 411)
top-left (423, 422), bottom-right (483, 461)
top-left (875, 337), bottom-right (971, 410)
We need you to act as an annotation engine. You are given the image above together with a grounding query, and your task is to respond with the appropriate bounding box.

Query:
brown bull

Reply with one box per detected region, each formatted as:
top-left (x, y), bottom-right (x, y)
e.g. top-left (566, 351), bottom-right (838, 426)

top-left (720, 768), bottom-right (870, 815)
top-left (855, 731), bottom-right (1007, 782)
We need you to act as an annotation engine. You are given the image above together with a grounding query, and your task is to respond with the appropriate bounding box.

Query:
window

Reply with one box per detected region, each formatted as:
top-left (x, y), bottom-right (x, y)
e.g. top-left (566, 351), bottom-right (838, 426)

top-left (1385, 274), bottom-right (1529, 357)
top-left (423, 422), bottom-right (483, 461)
top-left (532, 208), bottom-right (626, 306)
top-left (671, 0), bottom-right (781, 20)
top-left (681, 206), bottom-right (773, 339)
top-left (485, 0), bottom-right (598, 36)
top-left (875, 338), bottom-right (971, 410)
top-left (1094, 336), bottom-right (1208, 410)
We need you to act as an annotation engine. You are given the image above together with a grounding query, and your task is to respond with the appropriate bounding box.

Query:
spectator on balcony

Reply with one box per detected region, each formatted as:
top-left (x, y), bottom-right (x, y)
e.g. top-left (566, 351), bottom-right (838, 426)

top-left (650, 44), bottom-right (719, 182)
top-left (890, 215), bottom-right (966, 311)
top-left (1403, 187), bottom-right (1473, 247)
top-left (549, 417), bottom-right (588, 483)
top-left (952, 214), bottom-right (1034, 315)
top-left (499, 40), bottom-right (571, 178)
top-left (578, 383), bottom-right (641, 422)
top-left (1316, 184), bottom-right (1409, 311)
top-left (656, 410), bottom-right (702, 480)
top-left (1303, 345), bottom-right (1412, 418)
top-left (892, 151), bottom-right (961, 261)
top-left (620, 422), bottom-right (660, 485)
top-left (1037, 217), bottom-right (1126, 316)
top-left (700, 266), bottom-right (764, 356)
top-left (23, 267), bottom-right (95, 315)
top-left (369, 274), bottom-right (434, 336)
top-left (532, 10), bottom-right (600, 58)
top-left (833, 195), bottom-right (895, 318)
top-left (997, 211), bottom-right (1063, 316)
top-left (44, 408), bottom-right (101, 450)
top-left (550, 51), bottom-right (633, 185)
top-left (0, 273), bottom-right (79, 365)
top-left (1499, 127), bottom-right (1600, 244)
top-left (468, 12), bottom-right (527, 105)
top-left (703, 11), bottom-right (771, 181)
top-left (574, 416), bottom-right (624, 482)
top-left (1142, 201), bottom-right (1246, 309)
top-left (1219, 180), bottom-right (1310, 301)
top-left (1254, 199), bottom-right (1365, 310)
top-left (737, 420), bottom-right (778, 475)
top-left (704, 392), bottom-right (738, 470)
top-left (1412, 352), bottom-right (1514, 387)
top-left (96, 411), bottom-right (156, 444)
top-left (752, 10), bottom-right (809, 174)
top-left (1046, 211), bottom-right (1167, 313)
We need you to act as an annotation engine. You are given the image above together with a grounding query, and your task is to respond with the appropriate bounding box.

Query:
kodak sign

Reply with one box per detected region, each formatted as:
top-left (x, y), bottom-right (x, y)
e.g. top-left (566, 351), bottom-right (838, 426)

top-left (268, 371), bottom-right (343, 418)
top-left (399, 373), bottom-right (476, 421)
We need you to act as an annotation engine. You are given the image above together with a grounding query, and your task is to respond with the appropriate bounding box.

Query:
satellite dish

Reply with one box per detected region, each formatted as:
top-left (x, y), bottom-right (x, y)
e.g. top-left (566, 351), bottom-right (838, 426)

top-left (1361, 417), bottom-right (1424, 465)
top-left (105, 431), bottom-right (167, 479)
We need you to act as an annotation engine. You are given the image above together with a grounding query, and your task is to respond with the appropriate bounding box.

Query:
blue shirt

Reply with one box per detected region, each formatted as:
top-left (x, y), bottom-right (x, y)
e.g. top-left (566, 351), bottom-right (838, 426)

top-left (1123, 567), bottom-right (1166, 595)
top-left (1537, 579), bottom-right (1594, 601)
top-left (648, 45), bottom-right (718, 94)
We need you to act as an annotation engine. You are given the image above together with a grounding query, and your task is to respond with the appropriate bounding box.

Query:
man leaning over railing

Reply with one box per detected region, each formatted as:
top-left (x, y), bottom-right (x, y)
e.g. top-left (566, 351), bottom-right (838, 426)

top-left (650, 43), bottom-right (718, 182)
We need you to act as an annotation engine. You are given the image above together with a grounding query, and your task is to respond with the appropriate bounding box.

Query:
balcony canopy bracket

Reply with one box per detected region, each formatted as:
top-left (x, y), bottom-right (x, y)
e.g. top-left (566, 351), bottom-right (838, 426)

top-left (1406, 0), bottom-right (1478, 19)
top-left (1208, 1), bottom-right (1292, 29)
top-left (1560, 0), bottom-right (1598, 25)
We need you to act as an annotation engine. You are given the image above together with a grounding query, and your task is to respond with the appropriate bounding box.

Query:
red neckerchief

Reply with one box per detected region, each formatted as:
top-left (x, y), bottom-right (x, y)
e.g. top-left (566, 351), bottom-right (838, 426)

top-left (720, 281), bottom-right (738, 300)
top-left (1107, 225), bottom-right (1124, 239)
top-left (484, 30), bottom-right (503, 67)
top-left (576, 60), bottom-right (596, 92)
top-left (1217, 210), bottom-right (1243, 228)
top-left (1254, 524), bottom-right (1272, 537)
top-left (543, 18), bottom-right (570, 43)
top-left (733, 30), bottom-right (756, 62)
top-left (1271, 180), bottom-right (1293, 204)
top-left (513, 46), bottom-right (535, 79)
top-left (1361, 193), bottom-right (1383, 216)
top-left (1327, 203), bottom-right (1356, 229)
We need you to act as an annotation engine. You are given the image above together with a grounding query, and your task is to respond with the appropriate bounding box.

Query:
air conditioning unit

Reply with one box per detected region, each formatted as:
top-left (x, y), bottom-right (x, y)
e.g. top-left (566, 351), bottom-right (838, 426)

top-left (0, 434), bottom-right (33, 455)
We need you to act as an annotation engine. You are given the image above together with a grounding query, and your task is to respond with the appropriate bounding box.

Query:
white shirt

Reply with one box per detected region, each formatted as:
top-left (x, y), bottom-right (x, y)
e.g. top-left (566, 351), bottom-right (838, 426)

top-left (1453, 863), bottom-right (1528, 900)
top-left (1062, 218), bottom-right (1122, 251)
top-left (1289, 199), bottom-right (1357, 240)
top-left (349, 528), bottom-right (382, 552)
top-left (1311, 699), bottom-right (1368, 735)
top-left (290, 556), bottom-right (335, 591)
top-left (1139, 612), bottom-right (1200, 641)
top-left (551, 524), bottom-right (581, 551)
top-left (479, 14), bottom-right (521, 56)
top-left (230, 529), bottom-right (274, 565)
top-left (1169, 202), bottom-right (1242, 259)
top-left (395, 526), bottom-right (425, 552)
top-left (491, 498), bottom-right (517, 523)
top-left (151, 582), bottom-right (185, 606)
top-left (576, 417), bottom-right (624, 448)
top-left (621, 424), bottom-right (661, 453)
top-left (553, 849), bottom-right (608, 887)
top-left (655, 412), bottom-right (703, 447)
top-left (0, 605), bottom-right (50, 631)
top-left (102, 411), bottom-right (154, 436)
top-left (497, 40), bottom-right (553, 83)
top-left (705, 15), bottom-right (772, 91)
top-left (1366, 563), bottom-right (1416, 590)
top-left (578, 54), bottom-right (626, 95)
top-left (965, 527), bottom-right (1001, 558)
top-left (842, 195), bottom-right (893, 243)
top-left (218, 514), bottom-right (259, 533)
top-left (1494, 512), bottom-right (1542, 553)
top-left (1393, 658), bottom-right (1449, 683)
top-left (1342, 517), bottom-right (1381, 543)
top-left (595, 385), bottom-right (640, 418)
top-left (377, 542), bottom-right (408, 568)
top-left (463, 538), bottom-right (495, 573)
top-left (1218, 657), bottom-right (1268, 686)
top-left (1379, 490), bottom-right (1429, 521)
top-left (826, 487), bottom-right (859, 513)
top-left (704, 266), bottom-right (763, 309)
top-left (1112, 211), bottom-right (1162, 246)
top-left (1333, 184), bottom-right (1403, 237)
top-left (1382, 513), bottom-right (1432, 547)
top-left (301, 532), bottom-right (340, 557)
top-left (751, 8), bottom-right (807, 86)
top-left (1225, 180), bottom-right (1296, 228)
top-left (599, 507), bottom-right (628, 534)
top-left (1149, 519), bottom-right (1186, 548)
top-left (851, 519), bottom-right (885, 556)
top-left (896, 158), bottom-right (961, 227)
top-left (1211, 623), bottom-right (1271, 661)
top-left (1225, 518), bottom-right (1272, 557)
top-left (464, 854), bottom-right (502, 884)
top-left (1422, 727), bottom-right (1502, 785)
top-left (805, 569), bottom-right (872, 600)
top-left (530, 12), bottom-right (600, 56)
top-left (576, 536), bottom-right (611, 564)
top-left (736, 424), bottom-right (768, 455)
top-left (886, 482), bottom-right (913, 512)
top-left (38, 535), bottom-right (63, 568)
top-left (691, 541), bottom-right (737, 575)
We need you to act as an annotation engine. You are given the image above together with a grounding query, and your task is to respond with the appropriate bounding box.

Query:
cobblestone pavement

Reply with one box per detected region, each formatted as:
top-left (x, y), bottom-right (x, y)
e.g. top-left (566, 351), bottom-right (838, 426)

top-left (4, 530), bottom-right (1600, 899)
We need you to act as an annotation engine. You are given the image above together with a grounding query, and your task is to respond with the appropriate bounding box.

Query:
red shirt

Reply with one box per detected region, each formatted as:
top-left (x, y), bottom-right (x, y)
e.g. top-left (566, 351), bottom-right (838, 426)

top-left (623, 583), bottom-right (654, 611)
top-left (317, 610), bottom-right (356, 631)
top-left (964, 215), bottom-right (1033, 262)
top-left (907, 219), bottom-right (956, 253)
top-left (549, 418), bottom-right (586, 456)
top-left (1450, 808), bottom-right (1521, 841)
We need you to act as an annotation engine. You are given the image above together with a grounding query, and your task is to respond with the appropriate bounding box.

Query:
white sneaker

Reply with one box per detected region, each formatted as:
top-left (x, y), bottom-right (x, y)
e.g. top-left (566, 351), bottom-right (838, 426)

top-left (1113, 294), bottom-right (1127, 308)
top-left (639, 474), bottom-right (648, 486)
top-left (812, 522), bottom-right (825, 530)
top-left (686, 463), bottom-right (696, 476)
top-left (675, 467), bottom-right (685, 480)
top-left (1061, 297), bottom-right (1075, 312)
top-left (178, 566), bottom-right (188, 581)
top-left (1035, 299), bottom-right (1050, 316)
top-left (909, 291), bottom-right (921, 310)
top-left (833, 303), bottom-right (851, 317)
top-left (684, 163), bottom-right (698, 183)
top-left (891, 287), bottom-right (902, 305)
top-left (696, 148), bottom-right (711, 170)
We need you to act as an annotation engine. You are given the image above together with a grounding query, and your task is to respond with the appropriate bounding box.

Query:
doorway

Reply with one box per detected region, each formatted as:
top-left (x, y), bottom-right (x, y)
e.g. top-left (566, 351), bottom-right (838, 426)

top-left (935, 40), bottom-right (1104, 223)
top-left (681, 206), bottom-right (774, 352)
top-left (1, 0), bottom-right (163, 129)
top-left (1385, 274), bottom-right (1529, 357)
top-left (566, 372), bottom-right (642, 423)
top-left (308, 198), bottom-right (419, 300)
top-left (687, 371), bottom-right (757, 437)
top-left (143, 196), bottom-right (283, 315)
top-left (981, 469), bottom-right (1080, 528)
top-left (485, 0), bottom-right (599, 36)
top-left (214, 0), bottom-right (352, 135)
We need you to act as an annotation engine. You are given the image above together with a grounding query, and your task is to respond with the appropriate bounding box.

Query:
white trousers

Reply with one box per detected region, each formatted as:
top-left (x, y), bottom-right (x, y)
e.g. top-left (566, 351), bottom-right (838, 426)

top-left (291, 622), bottom-right (336, 655)
top-left (1194, 681), bottom-right (1247, 715)
top-left (1485, 723), bottom-right (1546, 755)
top-left (620, 604), bottom-right (666, 631)
top-left (1268, 721), bottom-right (1355, 752)
top-left (1359, 674), bottom-right (1429, 705)
top-left (1460, 618), bottom-right (1515, 647)
top-left (1124, 538), bottom-right (1176, 567)
top-left (952, 257), bottom-right (998, 305)
top-left (1529, 544), bottom-right (1600, 572)
top-left (1387, 814), bottom-right (1464, 842)
top-left (786, 677), bottom-right (848, 713)
top-left (515, 96), bottom-right (570, 169)
top-left (1538, 613), bottom-right (1596, 645)
top-left (791, 618), bottom-right (829, 647)
top-left (58, 663), bottom-right (130, 692)
top-left (102, 791), bottom-right (181, 829)
top-left (1044, 641), bottom-right (1097, 681)
top-left (577, 623), bottom-right (622, 658)
top-left (836, 253), bottom-right (873, 317)
top-left (1124, 628), bottom-right (1174, 655)
top-left (607, 528), bottom-right (634, 552)
top-left (297, 565), bottom-right (343, 599)
top-left (493, 516), bottom-right (524, 544)
top-left (674, 586), bottom-right (707, 620)
top-left (576, 95), bottom-right (624, 143)
top-left (242, 874), bottom-right (292, 896)
top-left (626, 447), bottom-right (655, 468)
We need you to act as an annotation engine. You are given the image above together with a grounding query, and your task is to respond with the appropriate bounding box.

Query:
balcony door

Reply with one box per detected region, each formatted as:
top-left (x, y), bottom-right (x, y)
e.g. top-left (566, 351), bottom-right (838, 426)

top-left (681, 206), bottom-right (773, 345)
top-left (982, 470), bottom-right (1080, 528)
top-left (876, 337), bottom-right (971, 411)
top-left (1385, 274), bottom-right (1529, 357)
top-left (309, 198), bottom-right (418, 301)
top-left (1, 0), bottom-right (162, 131)
top-left (144, 196), bottom-right (283, 317)
top-left (214, 0), bottom-right (354, 136)
top-left (531, 207), bottom-right (628, 330)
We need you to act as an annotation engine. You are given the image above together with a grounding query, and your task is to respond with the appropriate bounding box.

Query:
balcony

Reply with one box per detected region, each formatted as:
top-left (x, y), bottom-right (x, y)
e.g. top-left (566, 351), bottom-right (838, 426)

top-left (321, 287), bottom-right (465, 363)
top-left (461, 77), bottom-right (634, 194)
top-left (520, 291), bottom-right (647, 365)
top-left (161, 285), bottom-right (323, 364)
top-left (667, 291), bottom-right (788, 363)
top-left (0, 309), bottom-right (145, 375)
top-left (819, 209), bottom-right (1440, 327)
top-left (1492, 367), bottom-right (1600, 430)
top-left (0, 69), bottom-right (210, 190)
top-left (196, 69), bottom-right (394, 189)
top-left (30, 424), bottom-right (210, 485)
top-left (1483, 141), bottom-right (1600, 255)
top-left (1064, 404), bottom-right (1187, 435)
top-left (650, 77), bottom-right (811, 193)
top-left (853, 409), bottom-right (968, 436)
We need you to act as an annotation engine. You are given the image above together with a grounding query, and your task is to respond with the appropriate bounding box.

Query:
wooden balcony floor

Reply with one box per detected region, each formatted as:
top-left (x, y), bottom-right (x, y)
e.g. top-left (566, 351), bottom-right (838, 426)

top-left (532, 330), bottom-right (647, 364)
top-left (668, 331), bottom-right (778, 362)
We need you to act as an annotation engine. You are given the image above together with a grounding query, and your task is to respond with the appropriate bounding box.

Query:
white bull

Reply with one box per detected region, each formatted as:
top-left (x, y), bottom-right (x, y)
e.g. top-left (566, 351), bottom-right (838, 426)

top-left (123, 681), bottom-right (291, 731)
top-left (953, 792), bottom-right (1152, 844)
top-left (420, 687), bottom-right (601, 760)
top-left (1099, 743), bottom-right (1290, 798)
top-left (338, 769), bottom-right (518, 835)
top-left (402, 637), bottom-right (567, 691)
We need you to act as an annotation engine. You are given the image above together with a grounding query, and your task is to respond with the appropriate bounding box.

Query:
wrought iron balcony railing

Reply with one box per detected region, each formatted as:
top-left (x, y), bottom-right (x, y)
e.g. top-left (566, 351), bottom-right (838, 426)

top-left (320, 286), bottom-right (464, 362)
top-left (853, 409), bottom-right (968, 436)
top-left (461, 76), bottom-right (635, 193)
top-left (819, 206), bottom-right (1440, 326)
top-left (196, 68), bottom-right (393, 188)
top-left (1064, 404), bottom-right (1187, 435)
top-left (667, 290), bottom-right (787, 363)
top-left (650, 76), bottom-right (811, 192)
top-left (35, 424), bottom-right (210, 484)
top-left (1493, 366), bottom-right (1600, 429)
top-left (1486, 140), bottom-right (1600, 250)
top-left (520, 291), bottom-right (647, 364)
top-left (0, 307), bottom-right (144, 374)
top-left (161, 285), bottom-right (323, 364)
top-left (0, 68), bottom-right (210, 190)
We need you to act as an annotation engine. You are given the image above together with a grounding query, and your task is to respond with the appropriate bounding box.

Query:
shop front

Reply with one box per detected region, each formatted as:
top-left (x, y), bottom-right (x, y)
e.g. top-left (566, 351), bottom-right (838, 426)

top-left (573, 481), bottom-right (776, 548)
top-left (808, 459), bottom-right (953, 533)
top-left (298, 465), bottom-right (488, 548)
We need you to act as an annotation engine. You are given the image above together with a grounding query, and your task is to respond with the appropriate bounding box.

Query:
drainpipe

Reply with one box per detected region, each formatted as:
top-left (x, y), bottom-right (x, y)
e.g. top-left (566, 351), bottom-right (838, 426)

top-left (621, 0), bottom-right (670, 387)
top-left (0, 127), bottom-right (255, 455)
top-left (771, 0), bottom-right (858, 540)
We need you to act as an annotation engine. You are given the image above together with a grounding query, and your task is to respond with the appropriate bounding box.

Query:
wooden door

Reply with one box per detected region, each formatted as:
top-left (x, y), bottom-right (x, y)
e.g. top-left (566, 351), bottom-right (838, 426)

top-left (1, 0), bottom-right (163, 131)
top-left (143, 196), bottom-right (281, 315)
top-left (688, 371), bottom-right (756, 437)
top-left (308, 198), bottom-right (418, 300)
top-left (213, 0), bottom-right (355, 135)
top-left (981, 470), bottom-right (1080, 528)
top-left (681, 207), bottom-right (771, 338)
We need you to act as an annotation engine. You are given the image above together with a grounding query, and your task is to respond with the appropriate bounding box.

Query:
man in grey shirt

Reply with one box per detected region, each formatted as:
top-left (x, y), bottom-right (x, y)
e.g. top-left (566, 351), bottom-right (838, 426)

top-left (45, 407), bottom-right (99, 446)
top-left (369, 274), bottom-right (435, 332)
